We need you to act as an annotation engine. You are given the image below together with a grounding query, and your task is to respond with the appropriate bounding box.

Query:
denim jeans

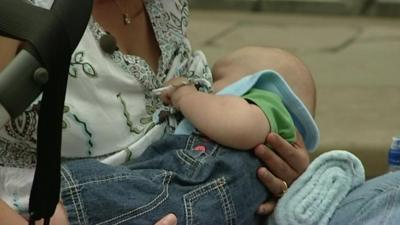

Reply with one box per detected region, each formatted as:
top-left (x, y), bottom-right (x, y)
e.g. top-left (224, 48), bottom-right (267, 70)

top-left (60, 134), bottom-right (268, 225)
top-left (328, 171), bottom-right (400, 225)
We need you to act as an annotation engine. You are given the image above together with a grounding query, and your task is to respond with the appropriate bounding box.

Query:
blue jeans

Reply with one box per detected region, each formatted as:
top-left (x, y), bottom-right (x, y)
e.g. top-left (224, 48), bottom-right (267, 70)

top-left (328, 171), bottom-right (400, 225)
top-left (60, 135), bottom-right (268, 225)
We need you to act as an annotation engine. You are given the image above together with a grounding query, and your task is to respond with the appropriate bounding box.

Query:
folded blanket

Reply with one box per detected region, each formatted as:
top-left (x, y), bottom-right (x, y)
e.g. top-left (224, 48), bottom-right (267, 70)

top-left (268, 150), bottom-right (365, 225)
top-left (175, 70), bottom-right (320, 152)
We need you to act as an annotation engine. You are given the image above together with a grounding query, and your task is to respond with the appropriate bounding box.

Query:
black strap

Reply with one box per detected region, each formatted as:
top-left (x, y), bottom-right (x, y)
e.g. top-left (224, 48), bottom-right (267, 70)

top-left (0, 0), bottom-right (92, 221)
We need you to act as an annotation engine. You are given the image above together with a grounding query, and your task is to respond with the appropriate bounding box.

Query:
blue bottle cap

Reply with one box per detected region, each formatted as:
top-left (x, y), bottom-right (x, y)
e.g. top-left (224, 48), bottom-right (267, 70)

top-left (389, 136), bottom-right (400, 166)
top-left (391, 136), bottom-right (400, 149)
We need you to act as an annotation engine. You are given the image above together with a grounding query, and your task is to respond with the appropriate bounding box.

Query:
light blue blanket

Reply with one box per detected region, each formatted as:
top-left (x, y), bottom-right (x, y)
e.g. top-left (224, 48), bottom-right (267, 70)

top-left (268, 150), bottom-right (365, 225)
top-left (175, 70), bottom-right (320, 151)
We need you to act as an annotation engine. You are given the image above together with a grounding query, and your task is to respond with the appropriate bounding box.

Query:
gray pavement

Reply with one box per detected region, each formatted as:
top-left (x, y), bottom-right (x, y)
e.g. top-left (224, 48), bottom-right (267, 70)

top-left (191, 0), bottom-right (400, 16)
top-left (187, 10), bottom-right (400, 178)
top-left (191, 0), bottom-right (369, 15)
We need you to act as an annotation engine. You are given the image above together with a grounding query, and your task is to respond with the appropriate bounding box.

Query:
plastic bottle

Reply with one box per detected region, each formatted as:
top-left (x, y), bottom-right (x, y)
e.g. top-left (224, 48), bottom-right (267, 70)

top-left (388, 136), bottom-right (400, 172)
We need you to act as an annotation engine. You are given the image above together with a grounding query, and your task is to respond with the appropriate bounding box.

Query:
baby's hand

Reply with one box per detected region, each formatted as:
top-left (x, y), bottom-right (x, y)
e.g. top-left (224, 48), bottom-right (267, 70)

top-left (156, 77), bottom-right (197, 110)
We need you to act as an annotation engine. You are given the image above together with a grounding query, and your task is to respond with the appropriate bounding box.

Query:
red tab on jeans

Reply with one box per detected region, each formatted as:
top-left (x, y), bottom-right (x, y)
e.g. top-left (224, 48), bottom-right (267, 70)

top-left (193, 145), bottom-right (207, 152)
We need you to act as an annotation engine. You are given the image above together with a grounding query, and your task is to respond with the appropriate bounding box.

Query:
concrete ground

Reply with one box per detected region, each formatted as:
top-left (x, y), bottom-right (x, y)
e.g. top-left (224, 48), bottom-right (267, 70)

top-left (187, 10), bottom-right (400, 178)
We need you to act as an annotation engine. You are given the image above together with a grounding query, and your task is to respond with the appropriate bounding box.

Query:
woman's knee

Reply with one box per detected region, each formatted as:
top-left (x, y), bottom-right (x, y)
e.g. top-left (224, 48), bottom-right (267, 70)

top-left (212, 46), bottom-right (316, 115)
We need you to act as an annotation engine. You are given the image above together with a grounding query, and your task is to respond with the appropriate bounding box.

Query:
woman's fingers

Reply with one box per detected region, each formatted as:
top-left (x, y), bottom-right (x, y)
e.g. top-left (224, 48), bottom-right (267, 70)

top-left (154, 214), bottom-right (177, 225)
top-left (254, 132), bottom-right (311, 216)
top-left (256, 198), bottom-right (277, 215)
top-left (257, 167), bottom-right (289, 197)
top-left (266, 132), bottom-right (309, 174)
top-left (254, 143), bottom-right (298, 185)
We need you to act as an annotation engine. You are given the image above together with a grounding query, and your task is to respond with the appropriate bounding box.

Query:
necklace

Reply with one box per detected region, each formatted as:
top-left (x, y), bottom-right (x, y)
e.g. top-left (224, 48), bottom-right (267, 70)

top-left (113, 0), bottom-right (145, 25)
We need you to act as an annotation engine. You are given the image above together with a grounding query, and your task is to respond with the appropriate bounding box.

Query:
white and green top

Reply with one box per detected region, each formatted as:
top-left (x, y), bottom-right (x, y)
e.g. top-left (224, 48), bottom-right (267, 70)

top-left (0, 0), bottom-right (212, 213)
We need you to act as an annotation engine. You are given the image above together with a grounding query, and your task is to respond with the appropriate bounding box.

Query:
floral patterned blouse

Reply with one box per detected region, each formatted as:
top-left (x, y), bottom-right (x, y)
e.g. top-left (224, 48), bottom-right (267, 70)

top-left (0, 0), bottom-right (212, 213)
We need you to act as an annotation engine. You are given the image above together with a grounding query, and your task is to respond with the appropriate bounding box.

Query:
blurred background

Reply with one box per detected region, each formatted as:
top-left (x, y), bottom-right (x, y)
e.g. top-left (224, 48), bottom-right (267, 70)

top-left (187, 0), bottom-right (400, 178)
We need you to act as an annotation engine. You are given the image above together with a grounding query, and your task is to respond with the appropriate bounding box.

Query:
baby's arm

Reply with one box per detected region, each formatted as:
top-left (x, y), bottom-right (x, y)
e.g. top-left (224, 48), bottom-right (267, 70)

top-left (161, 78), bottom-right (270, 150)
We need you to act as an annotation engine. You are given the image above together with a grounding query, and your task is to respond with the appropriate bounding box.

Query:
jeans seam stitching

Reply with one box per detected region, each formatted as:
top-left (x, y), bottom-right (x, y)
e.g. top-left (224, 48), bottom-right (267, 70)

top-left (61, 165), bottom-right (87, 225)
top-left (96, 171), bottom-right (173, 225)
top-left (185, 135), bottom-right (195, 151)
top-left (176, 149), bottom-right (196, 165)
top-left (183, 177), bottom-right (236, 225)
top-left (65, 174), bottom-right (141, 188)
top-left (216, 177), bottom-right (236, 225)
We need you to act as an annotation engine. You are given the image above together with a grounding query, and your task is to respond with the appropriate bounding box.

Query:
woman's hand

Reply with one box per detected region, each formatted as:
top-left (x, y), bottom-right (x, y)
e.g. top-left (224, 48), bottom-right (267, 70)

top-left (0, 199), bottom-right (27, 225)
top-left (254, 132), bottom-right (310, 215)
top-left (154, 214), bottom-right (177, 225)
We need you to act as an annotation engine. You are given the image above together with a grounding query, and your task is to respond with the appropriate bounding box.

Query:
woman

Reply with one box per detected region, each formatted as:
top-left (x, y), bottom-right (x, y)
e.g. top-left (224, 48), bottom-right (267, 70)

top-left (0, 0), bottom-right (313, 224)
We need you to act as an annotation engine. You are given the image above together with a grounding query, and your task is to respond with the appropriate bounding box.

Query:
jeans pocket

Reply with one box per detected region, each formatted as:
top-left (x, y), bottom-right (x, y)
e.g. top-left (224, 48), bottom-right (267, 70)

top-left (61, 162), bottom-right (173, 225)
top-left (183, 177), bottom-right (237, 225)
top-left (176, 136), bottom-right (220, 167)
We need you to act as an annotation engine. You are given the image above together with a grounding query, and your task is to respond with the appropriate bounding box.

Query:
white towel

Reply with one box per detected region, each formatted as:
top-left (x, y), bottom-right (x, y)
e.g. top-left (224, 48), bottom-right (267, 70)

top-left (268, 150), bottom-right (365, 225)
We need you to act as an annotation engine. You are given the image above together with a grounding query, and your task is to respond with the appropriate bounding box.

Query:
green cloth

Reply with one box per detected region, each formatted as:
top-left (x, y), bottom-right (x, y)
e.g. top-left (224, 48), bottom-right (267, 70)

top-left (243, 88), bottom-right (296, 143)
